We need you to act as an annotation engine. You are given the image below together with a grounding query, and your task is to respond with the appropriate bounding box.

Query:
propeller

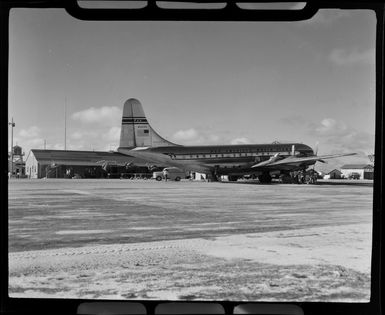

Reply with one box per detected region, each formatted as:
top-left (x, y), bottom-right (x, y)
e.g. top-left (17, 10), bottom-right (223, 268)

top-left (124, 162), bottom-right (134, 169)
top-left (314, 141), bottom-right (319, 156)
top-left (102, 161), bottom-right (109, 171)
top-left (310, 142), bottom-right (324, 175)
top-left (146, 163), bottom-right (158, 171)
top-left (96, 160), bottom-right (108, 171)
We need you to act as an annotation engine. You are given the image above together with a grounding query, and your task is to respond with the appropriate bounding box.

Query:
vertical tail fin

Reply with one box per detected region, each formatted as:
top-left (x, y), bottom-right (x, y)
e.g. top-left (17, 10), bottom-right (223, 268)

top-left (118, 98), bottom-right (177, 149)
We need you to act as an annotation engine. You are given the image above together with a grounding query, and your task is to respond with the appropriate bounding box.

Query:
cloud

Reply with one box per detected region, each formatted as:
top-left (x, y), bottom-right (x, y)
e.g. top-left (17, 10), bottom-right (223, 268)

top-left (67, 127), bottom-right (120, 151)
top-left (52, 143), bottom-right (65, 150)
top-left (102, 143), bottom-right (119, 152)
top-left (70, 130), bottom-right (99, 140)
top-left (102, 126), bottom-right (121, 143)
top-left (230, 137), bottom-right (251, 145)
top-left (171, 128), bottom-right (222, 145)
top-left (208, 134), bottom-right (220, 142)
top-left (311, 118), bottom-right (374, 172)
top-left (13, 121), bottom-right (121, 154)
top-left (310, 118), bottom-right (374, 156)
top-left (11, 126), bottom-right (44, 154)
top-left (72, 106), bottom-right (121, 125)
top-left (11, 137), bottom-right (44, 156)
top-left (315, 118), bottom-right (348, 136)
top-left (18, 126), bottom-right (41, 139)
top-left (329, 48), bottom-right (374, 66)
top-left (172, 128), bottom-right (200, 142)
top-left (172, 127), bottom-right (256, 145)
top-left (70, 131), bottom-right (83, 140)
top-left (19, 138), bottom-right (45, 150)
top-left (69, 108), bottom-right (121, 150)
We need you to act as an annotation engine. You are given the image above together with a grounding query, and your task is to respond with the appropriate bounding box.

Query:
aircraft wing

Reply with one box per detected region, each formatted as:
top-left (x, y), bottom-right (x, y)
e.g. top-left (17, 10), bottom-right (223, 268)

top-left (120, 147), bottom-right (212, 173)
top-left (252, 153), bottom-right (357, 169)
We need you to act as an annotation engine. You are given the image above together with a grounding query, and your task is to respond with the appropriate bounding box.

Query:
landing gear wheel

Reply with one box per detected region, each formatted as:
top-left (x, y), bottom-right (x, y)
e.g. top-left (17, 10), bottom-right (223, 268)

top-left (258, 173), bottom-right (272, 184)
top-left (280, 174), bottom-right (292, 184)
top-left (228, 176), bottom-right (239, 182)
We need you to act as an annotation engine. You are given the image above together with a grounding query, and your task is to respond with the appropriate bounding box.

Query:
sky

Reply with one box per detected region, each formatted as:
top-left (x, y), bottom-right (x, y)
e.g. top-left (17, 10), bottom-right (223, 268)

top-left (8, 7), bottom-right (376, 172)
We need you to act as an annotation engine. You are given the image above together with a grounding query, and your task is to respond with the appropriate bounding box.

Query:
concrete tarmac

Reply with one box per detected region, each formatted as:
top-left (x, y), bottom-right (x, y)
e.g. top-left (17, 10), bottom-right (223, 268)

top-left (8, 179), bottom-right (373, 301)
top-left (8, 179), bottom-right (372, 252)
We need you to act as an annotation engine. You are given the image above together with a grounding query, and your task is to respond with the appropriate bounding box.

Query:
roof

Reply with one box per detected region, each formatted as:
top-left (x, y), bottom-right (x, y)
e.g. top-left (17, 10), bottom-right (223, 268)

top-left (28, 149), bottom-right (146, 166)
top-left (340, 164), bottom-right (374, 169)
top-left (327, 169), bottom-right (342, 174)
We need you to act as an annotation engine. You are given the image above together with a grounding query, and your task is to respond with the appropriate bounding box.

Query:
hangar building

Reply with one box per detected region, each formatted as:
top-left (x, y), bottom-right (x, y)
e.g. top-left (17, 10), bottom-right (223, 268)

top-left (340, 164), bottom-right (374, 180)
top-left (25, 149), bottom-right (153, 179)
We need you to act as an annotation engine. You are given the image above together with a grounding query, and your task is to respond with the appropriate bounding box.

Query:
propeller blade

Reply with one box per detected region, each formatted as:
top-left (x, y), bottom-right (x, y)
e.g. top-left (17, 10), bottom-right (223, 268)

top-left (124, 162), bottom-right (134, 168)
top-left (314, 141), bottom-right (319, 156)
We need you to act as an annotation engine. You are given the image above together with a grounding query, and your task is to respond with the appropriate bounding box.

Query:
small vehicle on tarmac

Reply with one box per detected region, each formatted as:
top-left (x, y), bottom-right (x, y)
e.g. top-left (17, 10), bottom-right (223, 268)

top-left (153, 167), bottom-right (186, 181)
top-left (348, 172), bottom-right (361, 180)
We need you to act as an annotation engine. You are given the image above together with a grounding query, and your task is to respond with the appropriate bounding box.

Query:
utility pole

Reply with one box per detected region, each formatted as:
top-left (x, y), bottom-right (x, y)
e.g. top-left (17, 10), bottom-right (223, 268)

top-left (8, 118), bottom-right (15, 176)
top-left (64, 97), bottom-right (67, 151)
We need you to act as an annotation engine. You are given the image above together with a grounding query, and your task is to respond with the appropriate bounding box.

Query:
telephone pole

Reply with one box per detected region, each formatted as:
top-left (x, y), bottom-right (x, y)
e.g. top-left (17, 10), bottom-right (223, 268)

top-left (64, 97), bottom-right (67, 151)
top-left (8, 118), bottom-right (15, 176)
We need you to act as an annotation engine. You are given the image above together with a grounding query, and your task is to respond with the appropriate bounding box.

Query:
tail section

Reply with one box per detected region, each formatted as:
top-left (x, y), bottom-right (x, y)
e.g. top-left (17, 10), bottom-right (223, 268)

top-left (118, 98), bottom-right (177, 149)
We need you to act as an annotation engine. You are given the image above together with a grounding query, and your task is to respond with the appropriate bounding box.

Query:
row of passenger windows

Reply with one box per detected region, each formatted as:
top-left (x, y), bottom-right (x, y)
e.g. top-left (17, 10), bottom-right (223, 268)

top-left (209, 147), bottom-right (291, 154)
top-left (171, 152), bottom-right (287, 159)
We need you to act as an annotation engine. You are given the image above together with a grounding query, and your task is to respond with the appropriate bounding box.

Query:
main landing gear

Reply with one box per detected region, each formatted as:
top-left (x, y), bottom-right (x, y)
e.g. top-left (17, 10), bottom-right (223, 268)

top-left (258, 172), bottom-right (272, 184)
top-left (228, 175), bottom-right (239, 182)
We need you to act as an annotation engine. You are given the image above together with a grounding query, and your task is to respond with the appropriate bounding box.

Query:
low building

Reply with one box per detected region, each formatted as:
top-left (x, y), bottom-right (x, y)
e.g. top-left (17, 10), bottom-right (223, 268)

top-left (327, 169), bottom-right (342, 179)
top-left (25, 149), bottom-right (153, 179)
top-left (8, 145), bottom-right (26, 177)
top-left (340, 164), bottom-right (374, 180)
top-left (191, 172), bottom-right (207, 181)
top-left (8, 159), bottom-right (26, 178)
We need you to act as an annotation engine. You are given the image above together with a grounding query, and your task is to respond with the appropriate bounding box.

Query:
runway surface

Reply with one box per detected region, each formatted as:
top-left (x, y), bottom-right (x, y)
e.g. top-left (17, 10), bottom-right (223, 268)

top-left (8, 179), bottom-right (373, 301)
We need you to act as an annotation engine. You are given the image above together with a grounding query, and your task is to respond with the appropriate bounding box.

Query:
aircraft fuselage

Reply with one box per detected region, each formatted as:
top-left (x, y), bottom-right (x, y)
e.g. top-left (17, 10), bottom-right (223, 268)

top-left (137, 143), bottom-right (315, 175)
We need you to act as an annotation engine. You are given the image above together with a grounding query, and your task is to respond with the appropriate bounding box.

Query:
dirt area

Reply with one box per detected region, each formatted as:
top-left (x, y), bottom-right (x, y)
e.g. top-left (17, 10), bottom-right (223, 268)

top-left (9, 224), bottom-right (371, 301)
top-left (8, 179), bottom-right (373, 301)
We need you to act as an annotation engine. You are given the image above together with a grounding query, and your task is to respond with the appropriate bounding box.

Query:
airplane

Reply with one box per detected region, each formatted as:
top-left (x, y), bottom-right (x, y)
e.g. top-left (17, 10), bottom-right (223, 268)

top-left (117, 98), bottom-right (356, 183)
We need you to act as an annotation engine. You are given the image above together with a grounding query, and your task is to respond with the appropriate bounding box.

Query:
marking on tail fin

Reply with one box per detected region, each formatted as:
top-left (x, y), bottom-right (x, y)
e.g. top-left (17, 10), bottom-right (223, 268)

top-left (122, 117), bottom-right (148, 124)
top-left (119, 98), bottom-right (178, 149)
